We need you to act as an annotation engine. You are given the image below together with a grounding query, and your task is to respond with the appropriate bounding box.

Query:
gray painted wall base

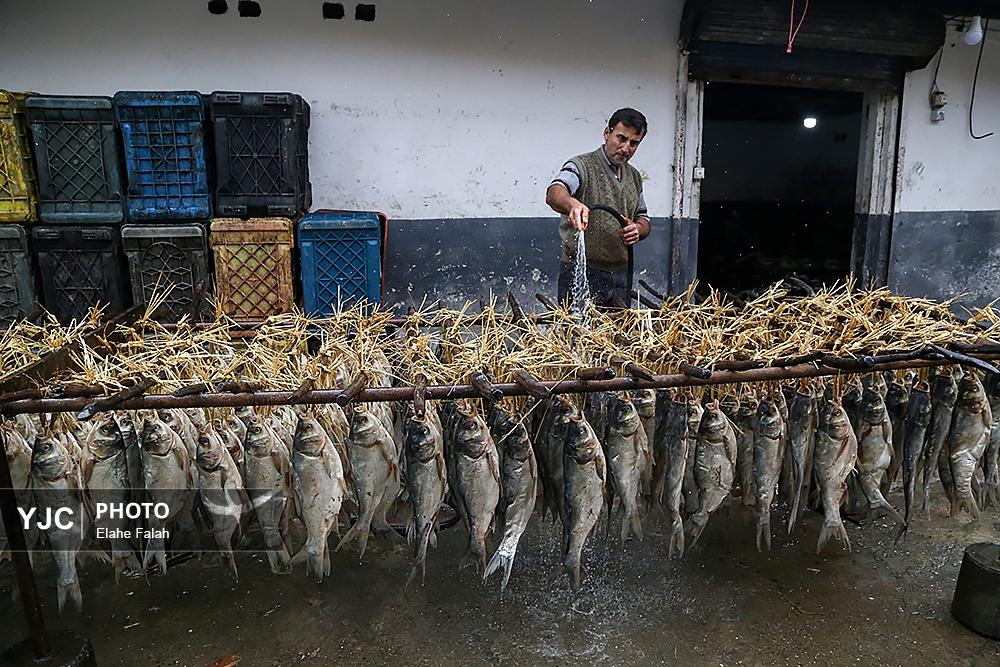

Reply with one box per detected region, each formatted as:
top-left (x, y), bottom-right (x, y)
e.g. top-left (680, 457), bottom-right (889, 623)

top-left (383, 217), bottom-right (671, 307)
top-left (889, 210), bottom-right (1000, 309)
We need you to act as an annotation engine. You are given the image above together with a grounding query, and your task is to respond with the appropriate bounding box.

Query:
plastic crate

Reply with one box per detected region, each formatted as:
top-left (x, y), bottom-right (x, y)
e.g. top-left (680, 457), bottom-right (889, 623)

top-left (26, 96), bottom-right (124, 224)
top-left (297, 211), bottom-right (381, 314)
top-left (209, 217), bottom-right (294, 320)
top-left (0, 91), bottom-right (37, 222)
top-left (0, 225), bottom-right (37, 326)
top-left (32, 226), bottom-right (129, 323)
top-left (122, 224), bottom-right (211, 321)
top-left (114, 91), bottom-right (211, 222)
top-left (209, 92), bottom-right (310, 217)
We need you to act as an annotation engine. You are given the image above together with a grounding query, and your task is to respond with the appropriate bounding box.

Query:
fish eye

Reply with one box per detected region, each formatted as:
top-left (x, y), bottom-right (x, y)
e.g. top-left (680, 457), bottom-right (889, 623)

top-left (251, 426), bottom-right (262, 434)
top-left (198, 437), bottom-right (209, 446)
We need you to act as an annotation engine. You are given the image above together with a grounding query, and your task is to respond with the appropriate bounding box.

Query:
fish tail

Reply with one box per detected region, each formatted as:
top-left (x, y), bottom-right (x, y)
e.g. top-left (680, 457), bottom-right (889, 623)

top-left (756, 512), bottom-right (771, 551)
top-left (817, 519), bottom-right (850, 554)
top-left (668, 514), bottom-right (685, 560)
top-left (787, 493), bottom-right (801, 535)
top-left (57, 580), bottom-right (82, 614)
top-left (894, 521), bottom-right (909, 545)
top-left (628, 509), bottom-right (643, 542)
top-left (951, 495), bottom-right (980, 519)
top-left (685, 513), bottom-right (708, 548)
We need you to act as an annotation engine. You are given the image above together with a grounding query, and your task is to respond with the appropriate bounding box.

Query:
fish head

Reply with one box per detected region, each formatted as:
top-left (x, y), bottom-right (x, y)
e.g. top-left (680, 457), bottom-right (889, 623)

top-left (908, 382), bottom-right (933, 425)
top-left (608, 394), bottom-right (640, 433)
top-left (294, 416), bottom-right (328, 456)
top-left (244, 417), bottom-right (275, 456)
top-left (862, 372), bottom-right (887, 398)
top-left (956, 373), bottom-right (988, 411)
top-left (455, 413), bottom-right (489, 459)
top-left (687, 401), bottom-right (705, 431)
top-left (349, 406), bottom-right (380, 443)
top-left (140, 415), bottom-right (175, 455)
top-left (226, 415), bottom-right (248, 443)
top-left (31, 435), bottom-right (69, 479)
top-left (819, 400), bottom-right (850, 436)
top-left (86, 412), bottom-right (125, 460)
top-left (699, 401), bottom-right (725, 437)
top-left (234, 405), bottom-right (254, 427)
top-left (630, 389), bottom-right (656, 417)
top-left (933, 372), bottom-right (958, 403)
top-left (565, 415), bottom-right (599, 464)
top-left (860, 388), bottom-right (887, 424)
top-left (885, 379), bottom-right (909, 410)
top-left (405, 416), bottom-right (439, 462)
top-left (755, 398), bottom-right (782, 438)
top-left (184, 407), bottom-right (208, 431)
top-left (196, 424), bottom-right (225, 471)
top-left (156, 409), bottom-right (181, 432)
top-left (720, 396), bottom-right (740, 421)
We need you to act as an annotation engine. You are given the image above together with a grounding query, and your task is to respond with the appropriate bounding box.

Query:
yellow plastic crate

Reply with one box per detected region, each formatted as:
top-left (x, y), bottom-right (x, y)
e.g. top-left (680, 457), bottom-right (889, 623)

top-left (210, 217), bottom-right (295, 321)
top-left (0, 91), bottom-right (37, 222)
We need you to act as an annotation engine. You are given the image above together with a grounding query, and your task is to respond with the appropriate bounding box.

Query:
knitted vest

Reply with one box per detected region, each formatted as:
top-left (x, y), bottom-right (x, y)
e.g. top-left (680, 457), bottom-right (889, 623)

top-left (558, 148), bottom-right (643, 272)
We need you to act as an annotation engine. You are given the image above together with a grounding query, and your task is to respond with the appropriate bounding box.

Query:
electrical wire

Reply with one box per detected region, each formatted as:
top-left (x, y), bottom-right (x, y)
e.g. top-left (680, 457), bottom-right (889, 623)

top-left (970, 17), bottom-right (994, 140)
top-left (786, 0), bottom-right (810, 54)
top-left (929, 46), bottom-right (944, 96)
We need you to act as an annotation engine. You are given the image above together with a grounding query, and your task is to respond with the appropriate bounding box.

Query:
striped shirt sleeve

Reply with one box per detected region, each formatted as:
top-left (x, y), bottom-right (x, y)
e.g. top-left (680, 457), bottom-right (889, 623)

top-left (549, 160), bottom-right (582, 196)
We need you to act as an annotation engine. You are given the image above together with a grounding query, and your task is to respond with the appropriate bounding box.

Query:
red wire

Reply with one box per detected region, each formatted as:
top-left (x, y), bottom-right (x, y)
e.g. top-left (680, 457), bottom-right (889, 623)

top-left (786, 0), bottom-right (810, 53)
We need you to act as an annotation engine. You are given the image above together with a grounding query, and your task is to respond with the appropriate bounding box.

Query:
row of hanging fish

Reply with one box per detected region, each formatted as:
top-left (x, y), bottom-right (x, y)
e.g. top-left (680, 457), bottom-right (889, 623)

top-left (1, 364), bottom-right (997, 610)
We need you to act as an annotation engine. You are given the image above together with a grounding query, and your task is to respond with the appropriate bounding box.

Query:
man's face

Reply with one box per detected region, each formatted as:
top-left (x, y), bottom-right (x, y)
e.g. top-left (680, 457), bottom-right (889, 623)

top-left (603, 122), bottom-right (645, 166)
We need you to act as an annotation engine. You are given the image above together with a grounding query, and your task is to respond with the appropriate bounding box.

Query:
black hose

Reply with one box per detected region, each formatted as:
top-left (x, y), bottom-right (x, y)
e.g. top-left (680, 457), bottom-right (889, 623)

top-left (587, 203), bottom-right (633, 307)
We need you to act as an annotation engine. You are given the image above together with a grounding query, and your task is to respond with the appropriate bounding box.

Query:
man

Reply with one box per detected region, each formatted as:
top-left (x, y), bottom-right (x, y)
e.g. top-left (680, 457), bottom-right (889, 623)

top-left (546, 107), bottom-right (651, 308)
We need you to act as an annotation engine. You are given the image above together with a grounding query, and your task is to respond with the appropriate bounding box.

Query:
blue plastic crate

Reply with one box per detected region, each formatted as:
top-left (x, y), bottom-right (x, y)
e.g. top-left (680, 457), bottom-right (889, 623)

top-left (297, 211), bottom-right (381, 314)
top-left (114, 91), bottom-right (210, 222)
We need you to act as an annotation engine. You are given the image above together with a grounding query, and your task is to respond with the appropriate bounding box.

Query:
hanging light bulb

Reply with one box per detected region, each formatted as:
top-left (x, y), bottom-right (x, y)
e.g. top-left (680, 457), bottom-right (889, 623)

top-left (963, 16), bottom-right (984, 46)
top-left (803, 116), bottom-right (818, 129)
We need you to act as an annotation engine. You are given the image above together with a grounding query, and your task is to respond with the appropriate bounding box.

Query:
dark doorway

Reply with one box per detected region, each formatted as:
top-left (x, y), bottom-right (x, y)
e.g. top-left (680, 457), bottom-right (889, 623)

top-left (698, 82), bottom-right (863, 294)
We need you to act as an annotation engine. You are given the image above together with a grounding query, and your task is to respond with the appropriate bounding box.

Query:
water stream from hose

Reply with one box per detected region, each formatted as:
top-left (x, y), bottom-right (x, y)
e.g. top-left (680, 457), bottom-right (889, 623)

top-left (570, 230), bottom-right (592, 327)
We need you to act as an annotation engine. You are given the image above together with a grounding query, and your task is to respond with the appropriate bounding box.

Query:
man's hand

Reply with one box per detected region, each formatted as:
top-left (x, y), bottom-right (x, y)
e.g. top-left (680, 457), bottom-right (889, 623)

top-left (621, 218), bottom-right (641, 245)
top-left (568, 201), bottom-right (590, 231)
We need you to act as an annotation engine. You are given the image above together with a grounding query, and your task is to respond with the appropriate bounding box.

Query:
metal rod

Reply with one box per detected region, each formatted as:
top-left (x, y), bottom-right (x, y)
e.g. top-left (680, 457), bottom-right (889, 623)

top-left (0, 425), bottom-right (50, 658)
top-left (512, 369), bottom-right (551, 398)
top-left (336, 375), bottom-right (367, 408)
top-left (576, 366), bottom-right (616, 381)
top-left (638, 279), bottom-right (666, 302)
top-left (611, 357), bottom-right (655, 382)
top-left (290, 378), bottom-right (315, 404)
top-left (2, 354), bottom-right (997, 415)
top-left (469, 372), bottom-right (504, 401)
top-left (678, 362), bottom-right (712, 380)
top-left (413, 374), bottom-right (427, 419)
top-left (77, 376), bottom-right (157, 421)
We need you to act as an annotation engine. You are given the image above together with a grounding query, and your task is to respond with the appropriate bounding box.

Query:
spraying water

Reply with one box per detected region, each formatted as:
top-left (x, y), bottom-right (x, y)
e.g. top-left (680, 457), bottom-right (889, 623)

top-left (570, 230), bottom-right (592, 326)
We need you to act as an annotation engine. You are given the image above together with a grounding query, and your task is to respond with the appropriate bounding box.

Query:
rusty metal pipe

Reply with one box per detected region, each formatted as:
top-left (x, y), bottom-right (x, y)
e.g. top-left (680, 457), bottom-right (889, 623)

top-left (678, 362), bottom-right (712, 380)
top-left (3, 354), bottom-right (998, 415)
top-left (336, 375), bottom-right (367, 408)
top-left (290, 378), bottom-right (315, 403)
top-left (470, 372), bottom-right (504, 401)
top-left (576, 367), bottom-right (616, 381)
top-left (513, 369), bottom-right (551, 398)
top-left (413, 374), bottom-right (427, 419)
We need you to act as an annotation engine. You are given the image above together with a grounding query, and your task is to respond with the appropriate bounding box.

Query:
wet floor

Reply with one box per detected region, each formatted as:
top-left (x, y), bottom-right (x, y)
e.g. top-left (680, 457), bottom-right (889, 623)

top-left (2, 492), bottom-right (999, 666)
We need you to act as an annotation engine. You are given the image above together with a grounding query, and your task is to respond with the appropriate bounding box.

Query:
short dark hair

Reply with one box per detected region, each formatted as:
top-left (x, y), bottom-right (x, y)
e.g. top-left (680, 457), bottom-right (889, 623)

top-left (608, 108), bottom-right (647, 135)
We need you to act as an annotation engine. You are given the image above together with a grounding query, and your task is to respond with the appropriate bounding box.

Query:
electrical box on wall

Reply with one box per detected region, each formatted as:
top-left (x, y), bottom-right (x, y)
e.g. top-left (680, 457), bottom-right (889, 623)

top-left (929, 90), bottom-right (947, 123)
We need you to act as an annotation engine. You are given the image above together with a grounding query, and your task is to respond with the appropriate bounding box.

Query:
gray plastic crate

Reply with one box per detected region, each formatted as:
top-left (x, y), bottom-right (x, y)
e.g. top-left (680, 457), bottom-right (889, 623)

top-left (122, 224), bottom-right (210, 321)
top-left (0, 224), bottom-right (37, 326)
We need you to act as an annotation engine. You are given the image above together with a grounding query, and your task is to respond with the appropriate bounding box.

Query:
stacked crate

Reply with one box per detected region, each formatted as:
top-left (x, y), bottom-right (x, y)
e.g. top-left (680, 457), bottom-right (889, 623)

top-left (116, 91), bottom-right (212, 322)
top-left (298, 210), bottom-right (384, 315)
top-left (0, 91), bottom-right (39, 326)
top-left (209, 92), bottom-right (309, 321)
top-left (25, 95), bottom-right (129, 323)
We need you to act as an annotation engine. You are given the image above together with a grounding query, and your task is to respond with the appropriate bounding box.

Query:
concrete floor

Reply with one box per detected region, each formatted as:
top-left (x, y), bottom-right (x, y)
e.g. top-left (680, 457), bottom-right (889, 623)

top-left (2, 492), bottom-right (999, 666)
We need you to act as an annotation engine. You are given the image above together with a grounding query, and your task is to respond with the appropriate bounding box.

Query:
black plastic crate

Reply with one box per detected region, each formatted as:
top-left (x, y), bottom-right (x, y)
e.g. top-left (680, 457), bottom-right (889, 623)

top-left (32, 226), bottom-right (129, 323)
top-left (122, 224), bottom-right (210, 321)
top-left (26, 96), bottom-right (125, 224)
top-left (114, 91), bottom-right (212, 222)
top-left (0, 225), bottom-right (37, 326)
top-left (209, 92), bottom-right (310, 217)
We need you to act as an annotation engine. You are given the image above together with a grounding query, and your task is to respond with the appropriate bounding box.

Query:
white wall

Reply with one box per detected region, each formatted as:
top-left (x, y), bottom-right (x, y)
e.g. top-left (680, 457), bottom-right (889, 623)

top-left (0, 0), bottom-right (681, 220)
top-left (898, 22), bottom-right (1000, 212)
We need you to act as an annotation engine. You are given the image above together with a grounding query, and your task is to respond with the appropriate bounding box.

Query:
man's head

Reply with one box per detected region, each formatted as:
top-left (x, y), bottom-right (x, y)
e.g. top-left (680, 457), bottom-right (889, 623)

top-left (603, 108), bottom-right (647, 167)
